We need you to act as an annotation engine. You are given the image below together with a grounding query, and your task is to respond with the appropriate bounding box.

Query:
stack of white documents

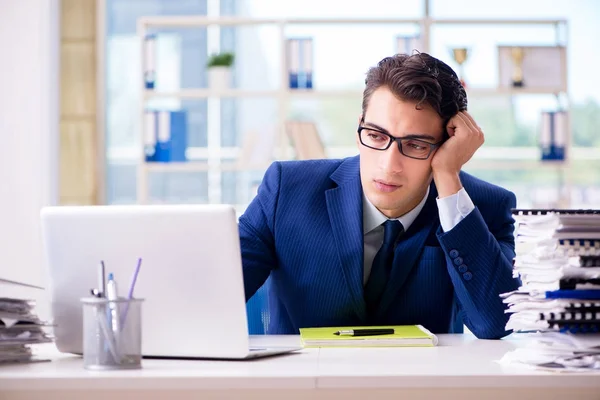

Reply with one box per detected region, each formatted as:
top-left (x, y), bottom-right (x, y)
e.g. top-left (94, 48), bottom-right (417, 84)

top-left (498, 331), bottom-right (600, 372)
top-left (0, 297), bottom-right (53, 364)
top-left (499, 209), bottom-right (600, 372)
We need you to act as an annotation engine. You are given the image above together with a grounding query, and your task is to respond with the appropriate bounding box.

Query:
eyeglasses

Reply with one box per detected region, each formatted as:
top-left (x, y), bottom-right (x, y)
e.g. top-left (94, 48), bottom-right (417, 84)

top-left (357, 123), bottom-right (444, 160)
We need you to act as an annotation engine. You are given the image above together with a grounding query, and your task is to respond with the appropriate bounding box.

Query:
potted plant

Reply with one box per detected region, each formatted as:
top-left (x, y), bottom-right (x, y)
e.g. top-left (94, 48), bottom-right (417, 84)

top-left (207, 52), bottom-right (234, 90)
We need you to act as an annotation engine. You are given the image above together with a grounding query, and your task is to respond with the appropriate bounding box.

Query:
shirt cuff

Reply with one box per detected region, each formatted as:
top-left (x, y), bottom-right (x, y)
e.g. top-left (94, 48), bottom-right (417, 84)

top-left (436, 187), bottom-right (475, 232)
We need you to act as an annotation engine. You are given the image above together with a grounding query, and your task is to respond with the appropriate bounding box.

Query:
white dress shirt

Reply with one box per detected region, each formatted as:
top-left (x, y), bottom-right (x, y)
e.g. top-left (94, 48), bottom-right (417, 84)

top-left (362, 187), bottom-right (475, 284)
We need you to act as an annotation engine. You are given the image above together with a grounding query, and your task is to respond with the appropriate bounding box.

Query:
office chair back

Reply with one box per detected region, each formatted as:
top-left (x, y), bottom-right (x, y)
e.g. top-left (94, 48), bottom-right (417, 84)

top-left (246, 278), bottom-right (270, 334)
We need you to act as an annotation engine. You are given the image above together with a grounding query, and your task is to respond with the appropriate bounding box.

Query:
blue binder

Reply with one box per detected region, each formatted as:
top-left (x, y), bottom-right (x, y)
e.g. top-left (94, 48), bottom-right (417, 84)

top-left (540, 110), bottom-right (566, 161)
top-left (144, 34), bottom-right (156, 90)
top-left (287, 38), bottom-right (313, 89)
top-left (145, 111), bottom-right (187, 163)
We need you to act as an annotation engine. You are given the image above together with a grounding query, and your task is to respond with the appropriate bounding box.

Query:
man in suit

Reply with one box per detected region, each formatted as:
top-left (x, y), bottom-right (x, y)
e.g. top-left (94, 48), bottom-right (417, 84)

top-left (239, 52), bottom-right (521, 339)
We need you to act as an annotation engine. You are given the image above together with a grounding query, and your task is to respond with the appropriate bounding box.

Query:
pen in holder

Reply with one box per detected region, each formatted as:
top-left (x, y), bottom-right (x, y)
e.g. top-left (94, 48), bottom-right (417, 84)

top-left (81, 297), bottom-right (144, 370)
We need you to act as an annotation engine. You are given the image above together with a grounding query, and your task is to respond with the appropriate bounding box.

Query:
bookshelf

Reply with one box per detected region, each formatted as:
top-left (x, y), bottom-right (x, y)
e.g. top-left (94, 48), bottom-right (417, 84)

top-left (136, 12), bottom-right (570, 206)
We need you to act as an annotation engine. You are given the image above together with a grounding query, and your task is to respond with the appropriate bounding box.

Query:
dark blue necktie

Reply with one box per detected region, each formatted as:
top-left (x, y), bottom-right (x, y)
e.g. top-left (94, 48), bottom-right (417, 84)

top-left (364, 220), bottom-right (404, 314)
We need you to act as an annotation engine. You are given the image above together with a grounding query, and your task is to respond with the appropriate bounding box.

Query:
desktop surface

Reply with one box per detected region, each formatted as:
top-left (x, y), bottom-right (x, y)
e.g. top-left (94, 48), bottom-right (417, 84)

top-left (1, 334), bottom-right (599, 400)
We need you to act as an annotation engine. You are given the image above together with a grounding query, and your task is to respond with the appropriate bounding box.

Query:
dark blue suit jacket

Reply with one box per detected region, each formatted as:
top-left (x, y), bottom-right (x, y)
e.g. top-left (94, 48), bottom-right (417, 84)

top-left (239, 156), bottom-right (520, 339)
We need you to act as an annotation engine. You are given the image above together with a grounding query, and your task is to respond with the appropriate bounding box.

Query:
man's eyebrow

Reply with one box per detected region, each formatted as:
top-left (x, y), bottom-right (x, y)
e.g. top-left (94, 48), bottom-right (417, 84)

top-left (363, 121), bottom-right (390, 134)
top-left (363, 121), bottom-right (437, 142)
top-left (402, 133), bottom-right (438, 142)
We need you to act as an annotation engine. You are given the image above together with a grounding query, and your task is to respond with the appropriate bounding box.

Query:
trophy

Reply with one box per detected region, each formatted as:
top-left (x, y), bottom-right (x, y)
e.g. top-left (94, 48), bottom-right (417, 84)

top-left (511, 47), bottom-right (525, 87)
top-left (451, 48), bottom-right (468, 87)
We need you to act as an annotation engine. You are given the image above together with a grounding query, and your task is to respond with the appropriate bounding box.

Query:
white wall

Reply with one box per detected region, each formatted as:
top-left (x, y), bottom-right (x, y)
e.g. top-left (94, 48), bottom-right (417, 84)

top-left (0, 0), bottom-right (60, 320)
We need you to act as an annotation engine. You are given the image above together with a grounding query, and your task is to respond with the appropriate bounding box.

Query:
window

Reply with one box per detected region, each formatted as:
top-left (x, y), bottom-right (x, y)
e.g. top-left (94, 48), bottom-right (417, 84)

top-left (105, 0), bottom-right (210, 204)
top-left (103, 0), bottom-right (600, 208)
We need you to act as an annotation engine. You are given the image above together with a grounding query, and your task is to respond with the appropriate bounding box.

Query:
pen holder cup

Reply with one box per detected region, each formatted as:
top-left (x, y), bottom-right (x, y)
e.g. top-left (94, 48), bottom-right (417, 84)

top-left (81, 297), bottom-right (144, 370)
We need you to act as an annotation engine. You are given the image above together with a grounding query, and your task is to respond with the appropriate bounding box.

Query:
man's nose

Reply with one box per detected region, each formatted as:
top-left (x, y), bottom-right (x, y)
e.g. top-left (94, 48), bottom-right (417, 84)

top-left (379, 141), bottom-right (404, 173)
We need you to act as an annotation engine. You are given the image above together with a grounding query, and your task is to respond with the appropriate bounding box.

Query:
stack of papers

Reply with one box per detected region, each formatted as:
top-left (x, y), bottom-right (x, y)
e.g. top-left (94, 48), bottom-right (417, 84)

top-left (299, 325), bottom-right (438, 348)
top-left (499, 209), bottom-right (600, 372)
top-left (0, 298), bottom-right (53, 364)
top-left (498, 331), bottom-right (600, 372)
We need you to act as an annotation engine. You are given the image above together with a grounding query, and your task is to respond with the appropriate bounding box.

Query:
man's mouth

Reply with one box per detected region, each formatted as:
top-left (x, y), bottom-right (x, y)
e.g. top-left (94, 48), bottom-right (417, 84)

top-left (374, 179), bottom-right (401, 193)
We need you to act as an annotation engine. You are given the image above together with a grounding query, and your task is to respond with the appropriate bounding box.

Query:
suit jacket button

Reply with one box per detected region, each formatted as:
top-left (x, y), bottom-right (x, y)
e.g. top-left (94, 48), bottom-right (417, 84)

top-left (458, 264), bottom-right (468, 273)
top-left (449, 249), bottom-right (459, 258)
top-left (453, 257), bottom-right (463, 266)
top-left (463, 271), bottom-right (473, 281)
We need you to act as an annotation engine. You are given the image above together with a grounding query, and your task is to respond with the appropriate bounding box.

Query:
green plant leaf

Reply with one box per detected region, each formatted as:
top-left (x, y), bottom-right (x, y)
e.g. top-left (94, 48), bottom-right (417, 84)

top-left (207, 52), bottom-right (235, 67)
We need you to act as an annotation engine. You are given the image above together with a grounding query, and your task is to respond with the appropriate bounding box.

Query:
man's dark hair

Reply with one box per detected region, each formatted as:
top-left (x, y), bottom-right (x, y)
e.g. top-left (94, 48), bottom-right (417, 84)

top-left (362, 52), bottom-right (468, 126)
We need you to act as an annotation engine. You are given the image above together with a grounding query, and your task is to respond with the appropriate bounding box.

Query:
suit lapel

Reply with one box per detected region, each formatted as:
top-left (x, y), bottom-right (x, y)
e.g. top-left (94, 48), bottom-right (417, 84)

top-left (325, 157), bottom-right (367, 322)
top-left (374, 184), bottom-right (440, 319)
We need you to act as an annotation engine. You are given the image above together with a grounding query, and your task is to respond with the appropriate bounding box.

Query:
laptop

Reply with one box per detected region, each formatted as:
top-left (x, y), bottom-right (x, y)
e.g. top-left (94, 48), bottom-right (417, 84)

top-left (40, 204), bottom-right (301, 360)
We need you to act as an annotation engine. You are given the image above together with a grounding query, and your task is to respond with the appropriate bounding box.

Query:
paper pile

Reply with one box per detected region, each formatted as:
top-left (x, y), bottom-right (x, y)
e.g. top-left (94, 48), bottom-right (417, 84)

top-left (498, 331), bottom-right (600, 372)
top-left (0, 297), bottom-right (53, 364)
top-left (499, 209), bottom-right (600, 372)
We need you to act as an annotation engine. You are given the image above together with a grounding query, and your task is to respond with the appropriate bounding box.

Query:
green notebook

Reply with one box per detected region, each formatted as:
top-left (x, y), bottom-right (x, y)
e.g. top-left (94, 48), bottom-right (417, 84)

top-left (299, 325), bottom-right (438, 348)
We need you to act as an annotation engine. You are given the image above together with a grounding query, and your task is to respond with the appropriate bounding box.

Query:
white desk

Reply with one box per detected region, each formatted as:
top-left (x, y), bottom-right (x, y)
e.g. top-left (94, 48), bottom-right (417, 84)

top-left (1, 334), bottom-right (598, 400)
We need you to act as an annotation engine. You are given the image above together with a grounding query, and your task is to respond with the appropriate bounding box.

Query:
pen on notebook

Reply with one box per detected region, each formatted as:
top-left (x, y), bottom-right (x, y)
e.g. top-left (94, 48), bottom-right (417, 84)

top-left (334, 328), bottom-right (395, 336)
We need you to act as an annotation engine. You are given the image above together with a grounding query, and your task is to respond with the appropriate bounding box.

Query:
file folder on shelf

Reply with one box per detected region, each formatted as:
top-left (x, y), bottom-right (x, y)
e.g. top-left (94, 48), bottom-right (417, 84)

top-left (286, 37), bottom-right (313, 89)
top-left (144, 34), bottom-right (156, 90)
top-left (144, 110), bottom-right (188, 163)
top-left (540, 110), bottom-right (567, 161)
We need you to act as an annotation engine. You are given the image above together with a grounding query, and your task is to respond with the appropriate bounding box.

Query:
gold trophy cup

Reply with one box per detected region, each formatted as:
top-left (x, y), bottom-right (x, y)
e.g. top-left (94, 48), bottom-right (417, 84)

top-left (452, 48), bottom-right (468, 87)
top-left (511, 47), bottom-right (525, 87)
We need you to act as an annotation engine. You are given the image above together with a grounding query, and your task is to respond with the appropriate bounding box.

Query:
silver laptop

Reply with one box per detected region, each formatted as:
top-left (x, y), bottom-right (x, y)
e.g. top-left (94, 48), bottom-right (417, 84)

top-left (40, 204), bottom-right (300, 360)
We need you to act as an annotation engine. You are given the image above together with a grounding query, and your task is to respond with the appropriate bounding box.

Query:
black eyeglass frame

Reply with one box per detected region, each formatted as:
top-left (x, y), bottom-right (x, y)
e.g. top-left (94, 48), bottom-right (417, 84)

top-left (357, 121), bottom-right (445, 160)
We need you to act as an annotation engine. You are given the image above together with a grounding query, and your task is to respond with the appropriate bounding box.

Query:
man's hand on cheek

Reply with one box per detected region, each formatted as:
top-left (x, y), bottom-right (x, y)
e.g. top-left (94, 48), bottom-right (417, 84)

top-left (431, 111), bottom-right (485, 197)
